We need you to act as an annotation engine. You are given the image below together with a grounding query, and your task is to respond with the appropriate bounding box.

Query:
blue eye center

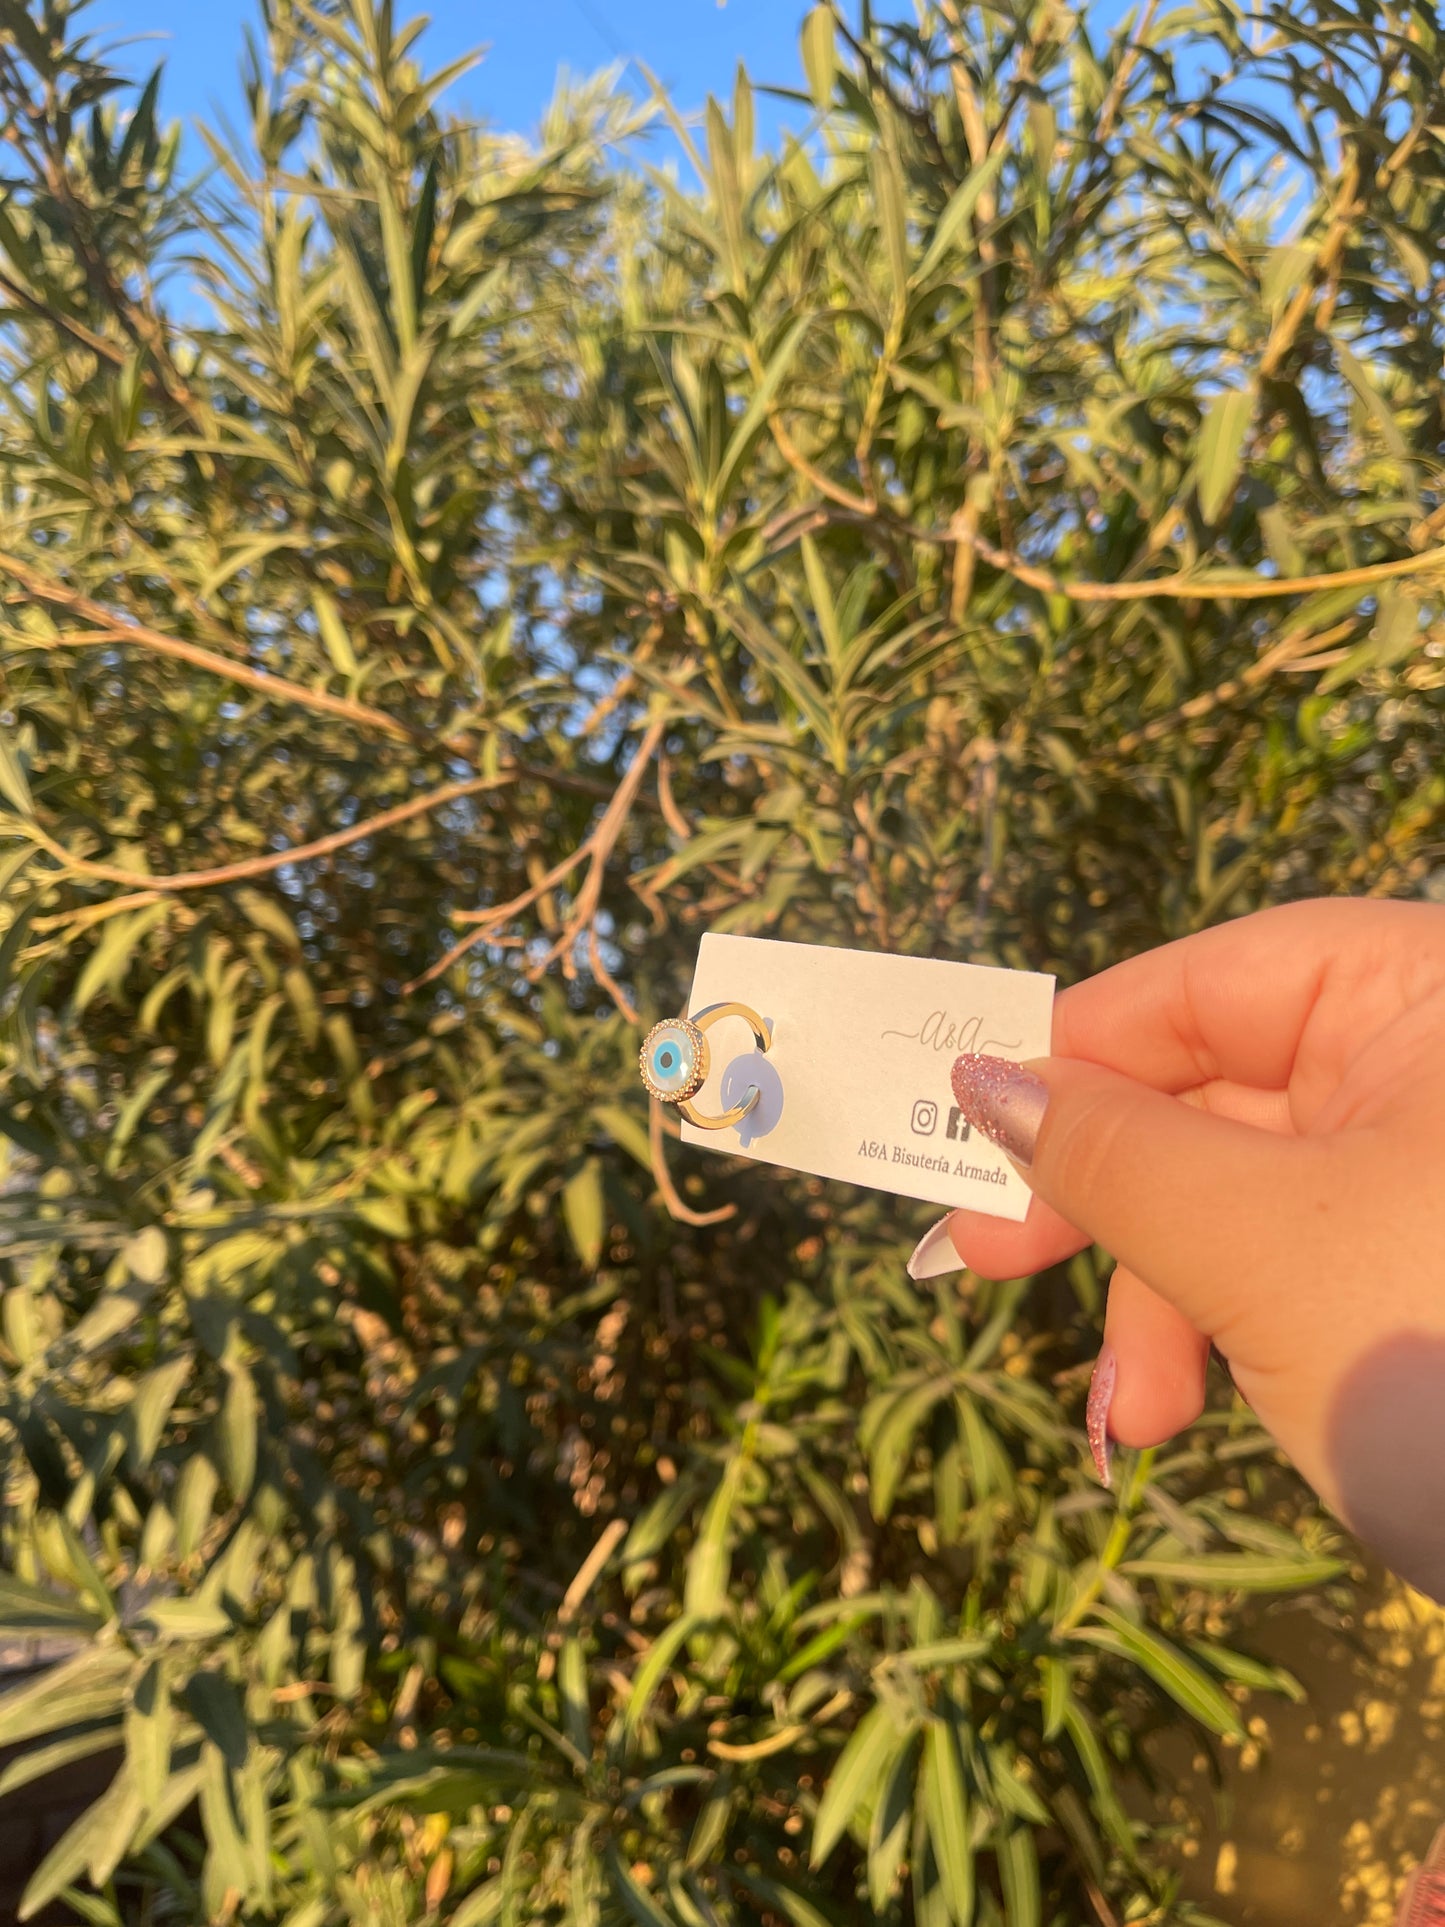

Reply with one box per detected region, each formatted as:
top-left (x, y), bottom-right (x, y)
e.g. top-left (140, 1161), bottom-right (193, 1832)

top-left (641, 1019), bottom-right (703, 1099)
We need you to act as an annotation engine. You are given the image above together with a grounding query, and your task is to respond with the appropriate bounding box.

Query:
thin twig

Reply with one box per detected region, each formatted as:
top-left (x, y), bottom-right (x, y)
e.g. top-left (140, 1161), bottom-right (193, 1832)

top-left (968, 529), bottom-right (1445, 602)
top-left (23, 773), bottom-right (515, 894)
top-left (656, 752), bottom-right (691, 842)
top-left (587, 922), bottom-right (638, 1024)
top-left (0, 552), bottom-right (415, 743)
top-left (406, 717), bottom-right (667, 996)
top-left (769, 415), bottom-right (875, 517)
top-left (1112, 616), bottom-right (1360, 754)
top-left (648, 1095), bottom-right (735, 1228)
top-left (1094, 0), bottom-right (1161, 145)
top-left (775, 502), bottom-right (1445, 604)
top-left (557, 1518), bottom-right (630, 1625)
top-left (1259, 157), bottom-right (1360, 381)
top-left (0, 268), bottom-right (129, 367)
top-left (707, 1688), bottom-right (854, 1762)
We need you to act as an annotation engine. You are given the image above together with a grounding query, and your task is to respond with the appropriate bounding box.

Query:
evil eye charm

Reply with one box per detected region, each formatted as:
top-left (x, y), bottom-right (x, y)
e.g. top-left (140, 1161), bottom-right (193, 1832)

top-left (639, 1017), bottom-right (707, 1103)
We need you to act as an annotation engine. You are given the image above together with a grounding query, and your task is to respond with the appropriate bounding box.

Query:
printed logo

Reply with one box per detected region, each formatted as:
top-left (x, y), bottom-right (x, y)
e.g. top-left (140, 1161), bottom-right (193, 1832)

top-left (910, 1099), bottom-right (938, 1136)
top-left (946, 1106), bottom-right (971, 1143)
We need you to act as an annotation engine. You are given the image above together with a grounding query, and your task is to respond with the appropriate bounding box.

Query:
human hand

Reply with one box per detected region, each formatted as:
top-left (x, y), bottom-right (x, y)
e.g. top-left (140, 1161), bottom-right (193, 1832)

top-left (906, 898), bottom-right (1445, 1600)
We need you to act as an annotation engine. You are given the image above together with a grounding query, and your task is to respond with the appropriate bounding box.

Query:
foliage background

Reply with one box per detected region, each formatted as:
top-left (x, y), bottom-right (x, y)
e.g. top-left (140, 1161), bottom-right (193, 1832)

top-left (0, 0), bottom-right (1441, 1920)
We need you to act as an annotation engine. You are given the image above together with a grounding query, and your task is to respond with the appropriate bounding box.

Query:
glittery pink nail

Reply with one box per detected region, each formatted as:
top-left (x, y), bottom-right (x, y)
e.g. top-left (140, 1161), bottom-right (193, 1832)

top-left (950, 1053), bottom-right (1050, 1167)
top-left (1397, 1824), bottom-right (1445, 1926)
top-left (1086, 1345), bottom-right (1116, 1489)
top-left (1398, 1872), bottom-right (1445, 1927)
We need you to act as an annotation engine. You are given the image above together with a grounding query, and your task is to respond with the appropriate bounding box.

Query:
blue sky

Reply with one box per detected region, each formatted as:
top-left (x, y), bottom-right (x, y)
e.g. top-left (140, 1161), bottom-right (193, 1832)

top-left (96, 0), bottom-right (808, 159)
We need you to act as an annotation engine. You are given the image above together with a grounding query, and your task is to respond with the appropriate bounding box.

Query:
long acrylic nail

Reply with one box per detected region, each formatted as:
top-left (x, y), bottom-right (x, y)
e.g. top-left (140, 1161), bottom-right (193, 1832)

top-left (1086, 1344), bottom-right (1116, 1489)
top-left (950, 1052), bottom-right (1050, 1167)
top-left (907, 1215), bottom-right (964, 1281)
top-left (1398, 1824), bottom-right (1445, 1926)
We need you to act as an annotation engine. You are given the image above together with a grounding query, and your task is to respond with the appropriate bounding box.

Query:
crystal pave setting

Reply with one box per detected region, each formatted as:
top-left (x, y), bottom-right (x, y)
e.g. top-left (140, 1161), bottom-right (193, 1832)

top-left (639, 1017), bottom-right (708, 1104)
top-left (638, 1002), bottom-right (771, 1131)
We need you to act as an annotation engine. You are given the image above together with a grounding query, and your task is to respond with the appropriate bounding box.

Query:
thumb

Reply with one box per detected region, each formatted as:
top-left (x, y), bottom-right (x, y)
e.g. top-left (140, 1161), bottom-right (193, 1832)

top-left (952, 1052), bottom-right (1333, 1339)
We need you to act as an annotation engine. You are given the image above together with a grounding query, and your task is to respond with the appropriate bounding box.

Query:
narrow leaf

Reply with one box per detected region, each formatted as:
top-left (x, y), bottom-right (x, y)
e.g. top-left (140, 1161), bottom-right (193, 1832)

top-left (1196, 385), bottom-right (1254, 522)
top-left (811, 1701), bottom-right (898, 1869)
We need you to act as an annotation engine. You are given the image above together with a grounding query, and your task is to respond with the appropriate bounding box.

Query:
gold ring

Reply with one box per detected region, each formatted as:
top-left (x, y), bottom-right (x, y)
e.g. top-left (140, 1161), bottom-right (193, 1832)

top-left (638, 1002), bottom-right (770, 1131)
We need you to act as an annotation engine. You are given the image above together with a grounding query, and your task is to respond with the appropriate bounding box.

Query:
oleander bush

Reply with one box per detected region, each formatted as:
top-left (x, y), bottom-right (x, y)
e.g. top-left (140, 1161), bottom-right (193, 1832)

top-left (0, 0), bottom-right (1440, 1920)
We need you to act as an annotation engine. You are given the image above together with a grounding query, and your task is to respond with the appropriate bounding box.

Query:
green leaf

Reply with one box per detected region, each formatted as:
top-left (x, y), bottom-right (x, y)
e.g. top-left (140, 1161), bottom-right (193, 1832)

top-left (729, 1867), bottom-right (834, 1927)
top-left (615, 1613), bottom-right (707, 1757)
top-left (800, 6), bottom-right (837, 109)
top-left (811, 1700), bottom-right (898, 1868)
top-left (0, 1721), bottom-right (121, 1798)
top-left (867, 1724), bottom-right (917, 1909)
top-left (558, 1635), bottom-right (591, 1762)
top-left (1335, 340), bottom-right (1420, 502)
top-left (73, 903), bottom-right (170, 1017)
top-left (450, 1882), bottom-right (503, 1927)
top-left (0, 1649), bottom-right (133, 1749)
top-left (869, 111), bottom-right (909, 310)
top-left (1196, 385), bottom-right (1254, 523)
top-left (562, 1157), bottom-right (606, 1270)
top-left (18, 1768), bottom-right (142, 1919)
top-left (0, 1570), bottom-right (103, 1637)
top-left (914, 150), bottom-right (1005, 285)
top-left (198, 1737), bottom-right (251, 1896)
top-left (988, 1753), bottom-right (1050, 1826)
top-left (866, 1378), bottom-right (949, 1519)
top-left (313, 588), bottom-right (358, 677)
top-left (686, 1778), bottom-right (733, 1869)
top-left (127, 1353), bottom-right (193, 1471)
top-left (885, 1637), bottom-right (991, 1673)
top-left (0, 900), bottom-right (37, 1000)
top-left (137, 1596), bottom-right (234, 1641)
top-left (997, 1825), bottom-right (1041, 1927)
top-left (69, 1276), bottom-right (155, 1357)
top-left (126, 1659), bottom-right (172, 1813)
top-left (1060, 1698), bottom-right (1134, 1857)
top-left (712, 313), bottom-right (811, 512)
top-left (1072, 1610), bottom-right (1245, 1738)
top-left (1189, 1639), bottom-right (1305, 1702)
top-left (593, 1102), bottom-right (652, 1170)
top-left (185, 1670), bottom-right (249, 1770)
top-left (922, 1712), bottom-right (973, 1924)
top-left (123, 1225), bottom-right (168, 1285)
top-left (174, 1454), bottom-right (220, 1561)
top-left (219, 1355), bottom-right (259, 1501)
top-left (1120, 1552), bottom-right (1345, 1592)
top-left (683, 1456), bottom-right (743, 1619)
top-left (604, 1844), bottom-right (674, 1927)
top-left (0, 728), bottom-right (34, 816)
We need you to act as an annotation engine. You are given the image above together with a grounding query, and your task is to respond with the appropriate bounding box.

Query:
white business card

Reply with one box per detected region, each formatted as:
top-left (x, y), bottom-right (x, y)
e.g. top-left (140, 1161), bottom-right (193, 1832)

top-left (677, 935), bottom-right (1054, 1220)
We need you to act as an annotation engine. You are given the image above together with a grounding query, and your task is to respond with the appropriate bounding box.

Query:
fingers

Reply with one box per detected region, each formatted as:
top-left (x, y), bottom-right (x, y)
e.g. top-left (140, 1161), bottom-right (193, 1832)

top-left (911, 1194), bottom-right (1087, 1281)
top-left (1099, 1266), bottom-right (1212, 1448)
top-left (1050, 898), bottom-right (1445, 1097)
top-left (953, 1053), bottom-right (1338, 1339)
top-left (933, 1076), bottom-right (1295, 1282)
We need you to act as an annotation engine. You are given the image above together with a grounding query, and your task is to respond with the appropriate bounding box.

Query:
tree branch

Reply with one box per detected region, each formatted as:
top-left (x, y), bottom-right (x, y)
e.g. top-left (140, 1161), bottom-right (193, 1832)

top-left (21, 773), bottom-right (515, 894)
top-left (767, 502), bottom-right (1445, 605)
top-left (404, 716), bottom-right (667, 998)
top-left (0, 552), bottom-right (416, 744)
top-left (648, 1094), bottom-right (735, 1227)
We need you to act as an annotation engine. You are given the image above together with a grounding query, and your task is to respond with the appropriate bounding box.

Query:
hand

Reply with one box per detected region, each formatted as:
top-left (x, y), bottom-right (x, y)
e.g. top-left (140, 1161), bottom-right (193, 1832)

top-left (909, 898), bottom-right (1445, 1601)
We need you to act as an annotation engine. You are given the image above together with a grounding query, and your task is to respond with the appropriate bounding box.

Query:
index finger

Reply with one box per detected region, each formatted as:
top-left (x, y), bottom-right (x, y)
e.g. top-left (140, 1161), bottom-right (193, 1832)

top-left (1051, 897), bottom-right (1442, 1095)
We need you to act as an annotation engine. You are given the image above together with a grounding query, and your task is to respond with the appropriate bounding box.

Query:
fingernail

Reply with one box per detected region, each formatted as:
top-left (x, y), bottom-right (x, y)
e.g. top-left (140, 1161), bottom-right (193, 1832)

top-left (907, 1215), bottom-right (964, 1280)
top-left (1398, 1868), bottom-right (1445, 1925)
top-left (1398, 1824), bottom-right (1445, 1925)
top-left (950, 1053), bottom-right (1050, 1167)
top-left (1086, 1345), bottom-right (1116, 1489)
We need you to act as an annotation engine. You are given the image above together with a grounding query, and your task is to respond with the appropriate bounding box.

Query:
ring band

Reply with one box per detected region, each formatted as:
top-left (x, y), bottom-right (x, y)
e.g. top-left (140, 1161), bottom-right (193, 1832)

top-left (639, 1002), bottom-right (770, 1130)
